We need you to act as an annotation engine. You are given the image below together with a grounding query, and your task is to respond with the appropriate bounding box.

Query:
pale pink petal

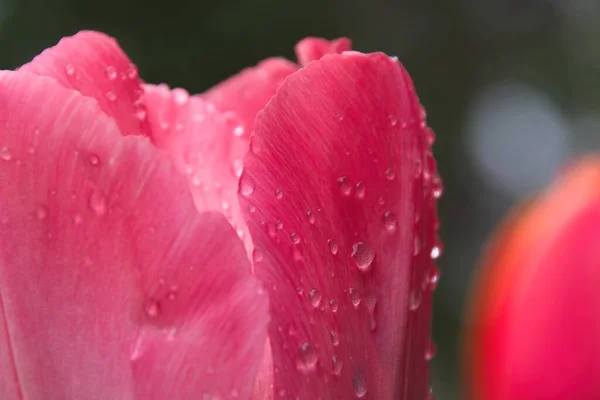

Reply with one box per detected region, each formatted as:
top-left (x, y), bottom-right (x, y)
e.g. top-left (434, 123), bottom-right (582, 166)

top-left (0, 70), bottom-right (268, 400)
top-left (294, 38), bottom-right (352, 66)
top-left (142, 58), bottom-right (297, 253)
top-left (19, 31), bottom-right (150, 137)
top-left (239, 52), bottom-right (440, 399)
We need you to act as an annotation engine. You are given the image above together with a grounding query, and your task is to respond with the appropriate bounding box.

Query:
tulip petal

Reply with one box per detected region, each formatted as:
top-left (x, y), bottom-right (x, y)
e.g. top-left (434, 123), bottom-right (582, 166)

top-left (142, 58), bottom-right (297, 252)
top-left (239, 52), bottom-right (440, 399)
top-left (19, 31), bottom-right (150, 137)
top-left (468, 159), bottom-right (600, 400)
top-left (294, 37), bottom-right (352, 66)
top-left (0, 71), bottom-right (268, 400)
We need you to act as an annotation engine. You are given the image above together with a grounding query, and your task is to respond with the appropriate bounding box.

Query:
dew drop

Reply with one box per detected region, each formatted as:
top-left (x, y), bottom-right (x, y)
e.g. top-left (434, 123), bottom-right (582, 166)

top-left (296, 287), bottom-right (304, 296)
top-left (306, 210), bottom-right (316, 224)
top-left (145, 300), bottom-right (159, 318)
top-left (329, 299), bottom-right (339, 313)
top-left (275, 188), bottom-right (283, 199)
top-left (385, 167), bottom-right (396, 180)
top-left (290, 232), bottom-right (301, 245)
top-left (428, 266), bottom-right (441, 290)
top-left (354, 181), bottom-right (366, 199)
top-left (64, 64), bottom-right (75, 76)
top-left (135, 107), bottom-right (147, 121)
top-left (252, 248), bottom-right (264, 263)
top-left (309, 288), bottom-right (322, 308)
top-left (88, 154), bottom-right (100, 166)
top-left (106, 91), bottom-right (117, 102)
top-left (382, 210), bottom-right (398, 233)
top-left (36, 205), bottom-right (48, 220)
top-left (351, 242), bottom-right (375, 272)
top-left (349, 288), bottom-right (361, 308)
top-left (276, 219), bottom-right (284, 230)
top-left (353, 370), bottom-right (367, 398)
top-left (388, 115), bottom-right (398, 126)
top-left (233, 125), bottom-right (244, 137)
top-left (413, 236), bottom-right (422, 256)
top-left (0, 146), bottom-right (12, 161)
top-left (105, 65), bottom-right (117, 80)
top-left (330, 329), bottom-right (340, 346)
top-left (409, 290), bottom-right (422, 311)
top-left (425, 339), bottom-right (437, 361)
top-left (327, 239), bottom-right (339, 255)
top-left (332, 356), bottom-right (343, 375)
top-left (89, 190), bottom-right (107, 216)
top-left (232, 159), bottom-right (243, 178)
top-left (430, 246), bottom-right (441, 260)
top-left (239, 174), bottom-right (255, 197)
top-left (297, 342), bottom-right (318, 372)
top-left (173, 88), bottom-right (189, 105)
top-left (337, 176), bottom-right (352, 196)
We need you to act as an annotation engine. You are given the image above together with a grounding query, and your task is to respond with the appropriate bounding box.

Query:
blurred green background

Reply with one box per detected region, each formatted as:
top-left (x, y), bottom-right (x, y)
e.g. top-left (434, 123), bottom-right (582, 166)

top-left (2, 0), bottom-right (598, 398)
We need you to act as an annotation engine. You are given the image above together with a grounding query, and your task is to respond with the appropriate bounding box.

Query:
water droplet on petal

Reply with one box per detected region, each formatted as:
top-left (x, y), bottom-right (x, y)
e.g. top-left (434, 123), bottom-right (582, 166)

top-left (409, 290), bottom-right (422, 311)
top-left (382, 210), bottom-right (398, 233)
top-left (349, 288), bottom-right (361, 308)
top-left (145, 300), bottom-right (159, 318)
top-left (327, 239), bottom-right (339, 255)
top-left (105, 66), bottom-right (117, 80)
top-left (89, 190), bottom-right (107, 216)
top-left (332, 355), bottom-right (343, 375)
top-left (172, 88), bottom-right (189, 105)
top-left (64, 64), bottom-right (75, 76)
top-left (425, 339), bottom-right (437, 360)
top-left (297, 342), bottom-right (318, 372)
top-left (353, 370), bottom-right (367, 398)
top-left (428, 266), bottom-right (441, 290)
top-left (239, 174), bottom-right (255, 197)
top-left (430, 246), bottom-right (441, 260)
top-left (385, 167), bottom-right (396, 180)
top-left (330, 329), bottom-right (340, 346)
top-left (88, 154), bottom-right (100, 166)
top-left (252, 248), bottom-right (264, 263)
top-left (329, 299), bottom-right (339, 313)
top-left (354, 181), bottom-right (366, 199)
top-left (106, 91), bottom-right (117, 102)
top-left (309, 288), bottom-right (322, 308)
top-left (306, 210), bottom-right (316, 224)
top-left (351, 241), bottom-right (374, 272)
top-left (290, 232), bottom-right (301, 245)
top-left (338, 176), bottom-right (352, 196)
top-left (275, 188), bottom-right (283, 199)
top-left (0, 147), bottom-right (12, 161)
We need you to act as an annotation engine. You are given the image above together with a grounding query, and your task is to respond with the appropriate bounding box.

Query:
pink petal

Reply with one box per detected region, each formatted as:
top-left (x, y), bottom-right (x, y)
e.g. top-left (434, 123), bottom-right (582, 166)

top-left (18, 31), bottom-right (150, 137)
top-left (0, 70), bottom-right (268, 399)
top-left (142, 58), bottom-right (297, 253)
top-left (294, 38), bottom-right (352, 66)
top-left (467, 160), bottom-right (600, 400)
top-left (239, 52), bottom-right (440, 399)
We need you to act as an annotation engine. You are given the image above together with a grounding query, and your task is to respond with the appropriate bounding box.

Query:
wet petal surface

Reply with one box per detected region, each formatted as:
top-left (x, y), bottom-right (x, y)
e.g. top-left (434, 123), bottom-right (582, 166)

top-left (19, 31), bottom-right (151, 137)
top-left (0, 70), bottom-right (268, 400)
top-left (239, 51), bottom-right (440, 399)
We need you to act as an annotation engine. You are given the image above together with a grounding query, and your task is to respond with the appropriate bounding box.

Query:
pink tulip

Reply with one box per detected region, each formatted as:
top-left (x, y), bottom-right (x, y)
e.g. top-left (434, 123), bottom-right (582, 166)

top-left (0, 31), bottom-right (441, 399)
top-left (466, 158), bottom-right (600, 400)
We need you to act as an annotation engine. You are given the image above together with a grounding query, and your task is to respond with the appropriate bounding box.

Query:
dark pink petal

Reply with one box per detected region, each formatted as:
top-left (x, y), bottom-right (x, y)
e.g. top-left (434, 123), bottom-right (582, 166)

top-left (0, 71), bottom-right (268, 399)
top-left (142, 59), bottom-right (297, 253)
top-left (19, 31), bottom-right (150, 137)
top-left (294, 38), bottom-right (352, 66)
top-left (239, 52), bottom-right (440, 399)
